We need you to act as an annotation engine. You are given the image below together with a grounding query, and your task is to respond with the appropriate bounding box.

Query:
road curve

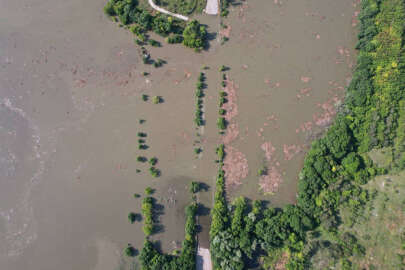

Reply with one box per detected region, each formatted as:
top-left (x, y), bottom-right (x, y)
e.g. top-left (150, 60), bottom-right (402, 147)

top-left (148, 0), bottom-right (189, 21)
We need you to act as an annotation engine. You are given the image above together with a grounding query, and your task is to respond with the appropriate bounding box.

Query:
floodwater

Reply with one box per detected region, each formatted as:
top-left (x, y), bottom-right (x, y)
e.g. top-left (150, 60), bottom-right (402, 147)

top-left (0, 0), bottom-right (357, 269)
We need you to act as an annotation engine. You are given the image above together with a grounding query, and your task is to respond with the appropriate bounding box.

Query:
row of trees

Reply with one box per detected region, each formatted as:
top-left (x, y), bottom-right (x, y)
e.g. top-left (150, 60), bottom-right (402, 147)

top-left (139, 191), bottom-right (198, 269)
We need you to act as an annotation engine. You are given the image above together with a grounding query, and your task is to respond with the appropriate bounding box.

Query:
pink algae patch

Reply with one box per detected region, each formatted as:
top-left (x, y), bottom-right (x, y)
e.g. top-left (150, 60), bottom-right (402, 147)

top-left (223, 146), bottom-right (249, 189)
top-left (300, 76), bottom-right (312, 83)
top-left (223, 122), bottom-right (239, 144)
top-left (261, 142), bottom-right (276, 161)
top-left (313, 98), bottom-right (339, 127)
top-left (220, 24), bottom-right (231, 39)
top-left (222, 79), bottom-right (239, 121)
top-left (283, 144), bottom-right (302, 161)
top-left (259, 142), bottom-right (283, 193)
top-left (259, 166), bottom-right (282, 194)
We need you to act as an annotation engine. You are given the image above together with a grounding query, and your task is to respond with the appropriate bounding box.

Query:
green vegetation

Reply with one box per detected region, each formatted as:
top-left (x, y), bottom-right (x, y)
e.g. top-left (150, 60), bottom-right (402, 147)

top-left (194, 72), bottom-right (205, 127)
top-left (149, 166), bottom-right (160, 177)
top-left (141, 196), bottom-right (154, 236)
top-left (103, 0), bottom-right (207, 50)
top-left (152, 95), bottom-right (162, 104)
top-left (182, 19), bottom-right (207, 50)
top-left (156, 0), bottom-right (206, 15)
top-left (217, 117), bottom-right (226, 130)
top-left (208, 0), bottom-right (405, 269)
top-left (142, 94), bottom-right (148, 101)
top-left (147, 39), bottom-right (160, 47)
top-left (190, 181), bottom-right (200, 193)
top-left (137, 132), bottom-right (147, 137)
top-left (166, 34), bottom-right (183, 44)
top-left (134, 193), bottom-right (141, 198)
top-left (128, 212), bottom-right (141, 223)
top-left (194, 147), bottom-right (201, 154)
top-left (139, 193), bottom-right (199, 269)
top-left (124, 244), bottom-right (137, 257)
top-left (149, 157), bottom-right (158, 166)
top-left (137, 156), bottom-right (147, 162)
top-left (145, 187), bottom-right (154, 195)
top-left (220, 0), bottom-right (229, 17)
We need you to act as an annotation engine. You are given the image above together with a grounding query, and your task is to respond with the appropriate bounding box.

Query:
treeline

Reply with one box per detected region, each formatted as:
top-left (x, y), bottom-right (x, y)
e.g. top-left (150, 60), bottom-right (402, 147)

top-left (104, 0), bottom-right (207, 49)
top-left (209, 0), bottom-right (405, 269)
top-left (139, 192), bottom-right (198, 269)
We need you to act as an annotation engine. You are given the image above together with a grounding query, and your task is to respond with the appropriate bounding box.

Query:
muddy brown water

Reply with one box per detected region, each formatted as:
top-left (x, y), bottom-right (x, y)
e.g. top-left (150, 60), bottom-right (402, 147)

top-left (0, 0), bottom-right (358, 269)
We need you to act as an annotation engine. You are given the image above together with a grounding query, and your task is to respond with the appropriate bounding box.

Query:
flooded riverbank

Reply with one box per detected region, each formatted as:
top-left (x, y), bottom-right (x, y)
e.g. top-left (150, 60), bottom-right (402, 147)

top-left (0, 0), bottom-right (357, 269)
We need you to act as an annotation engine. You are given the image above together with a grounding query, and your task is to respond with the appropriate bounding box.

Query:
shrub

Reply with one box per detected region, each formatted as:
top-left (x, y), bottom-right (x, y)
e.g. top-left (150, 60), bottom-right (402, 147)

top-left (182, 20), bottom-right (207, 49)
top-left (149, 167), bottom-right (160, 177)
top-left (190, 181), bottom-right (200, 193)
top-left (137, 156), bottom-right (147, 162)
top-left (149, 157), bottom-right (158, 166)
top-left (134, 193), bottom-right (141, 198)
top-left (217, 117), bottom-right (226, 130)
top-left (166, 34), bottom-right (183, 44)
top-left (124, 244), bottom-right (136, 257)
top-left (128, 212), bottom-right (138, 223)
top-left (142, 94), bottom-right (148, 101)
top-left (148, 39), bottom-right (160, 47)
top-left (137, 132), bottom-right (147, 137)
top-left (219, 109), bottom-right (226, 115)
top-left (152, 96), bottom-right (161, 104)
top-left (145, 187), bottom-right (154, 195)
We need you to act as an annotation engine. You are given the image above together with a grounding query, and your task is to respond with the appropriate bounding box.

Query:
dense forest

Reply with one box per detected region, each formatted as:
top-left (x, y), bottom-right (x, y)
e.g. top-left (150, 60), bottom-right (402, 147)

top-left (209, 0), bottom-right (405, 269)
top-left (134, 0), bottom-right (405, 269)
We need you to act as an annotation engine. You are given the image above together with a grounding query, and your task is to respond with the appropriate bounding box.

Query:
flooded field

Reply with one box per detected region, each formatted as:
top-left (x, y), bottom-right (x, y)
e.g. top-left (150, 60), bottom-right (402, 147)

top-left (0, 0), bottom-right (358, 269)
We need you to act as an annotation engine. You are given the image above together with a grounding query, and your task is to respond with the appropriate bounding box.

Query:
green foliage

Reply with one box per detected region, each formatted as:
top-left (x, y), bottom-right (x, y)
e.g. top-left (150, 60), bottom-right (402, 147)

top-left (145, 187), bottom-right (154, 195)
top-left (217, 117), bottom-right (226, 130)
top-left (190, 181), bottom-right (200, 193)
top-left (124, 244), bottom-right (137, 257)
top-left (166, 34), bottom-right (183, 44)
top-left (149, 157), bottom-right (158, 166)
top-left (149, 167), bottom-right (160, 177)
top-left (141, 94), bottom-right (148, 101)
top-left (147, 39), bottom-right (160, 47)
top-left (137, 156), bottom-right (147, 162)
top-left (139, 196), bottom-right (198, 269)
top-left (182, 20), bottom-right (207, 50)
top-left (141, 196), bottom-right (154, 235)
top-left (152, 96), bottom-right (162, 104)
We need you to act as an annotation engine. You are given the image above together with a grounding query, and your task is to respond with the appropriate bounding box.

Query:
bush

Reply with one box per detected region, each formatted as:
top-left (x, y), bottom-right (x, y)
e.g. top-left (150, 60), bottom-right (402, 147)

top-left (124, 244), bottom-right (136, 257)
top-left (128, 212), bottom-right (140, 223)
top-left (149, 167), bottom-right (160, 177)
top-left (166, 34), bottom-right (183, 44)
top-left (217, 117), bottom-right (226, 130)
top-left (145, 187), bottom-right (154, 195)
top-left (137, 156), bottom-right (147, 162)
top-left (142, 94), bottom-right (148, 101)
top-left (148, 39), bottom-right (160, 47)
top-left (190, 181), bottom-right (200, 193)
top-left (149, 157), bottom-right (158, 166)
top-left (152, 96), bottom-right (162, 104)
top-left (182, 20), bottom-right (207, 49)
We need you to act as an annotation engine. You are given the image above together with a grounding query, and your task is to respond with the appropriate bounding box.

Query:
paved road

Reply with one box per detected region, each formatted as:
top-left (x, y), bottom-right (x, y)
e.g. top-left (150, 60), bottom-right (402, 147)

top-left (148, 0), bottom-right (189, 21)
